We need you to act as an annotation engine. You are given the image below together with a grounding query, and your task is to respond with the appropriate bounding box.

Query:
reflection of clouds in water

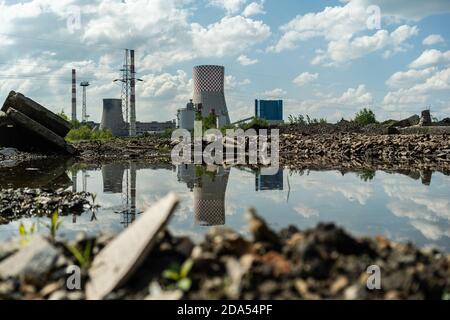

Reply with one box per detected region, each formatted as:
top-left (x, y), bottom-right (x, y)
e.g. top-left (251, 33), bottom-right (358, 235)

top-left (410, 220), bottom-right (450, 241)
top-left (383, 176), bottom-right (450, 241)
top-left (293, 204), bottom-right (319, 218)
top-left (291, 171), bottom-right (373, 205)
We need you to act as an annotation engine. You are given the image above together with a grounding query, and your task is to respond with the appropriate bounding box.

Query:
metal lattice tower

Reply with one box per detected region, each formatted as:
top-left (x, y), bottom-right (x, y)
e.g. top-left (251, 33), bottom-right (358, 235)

top-left (114, 49), bottom-right (142, 136)
top-left (129, 50), bottom-right (136, 136)
top-left (80, 81), bottom-right (90, 122)
top-left (120, 49), bottom-right (130, 132)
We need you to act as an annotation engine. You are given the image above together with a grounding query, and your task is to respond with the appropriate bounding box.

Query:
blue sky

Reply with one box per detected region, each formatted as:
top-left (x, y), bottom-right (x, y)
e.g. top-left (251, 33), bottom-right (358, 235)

top-left (1, 0), bottom-right (450, 123)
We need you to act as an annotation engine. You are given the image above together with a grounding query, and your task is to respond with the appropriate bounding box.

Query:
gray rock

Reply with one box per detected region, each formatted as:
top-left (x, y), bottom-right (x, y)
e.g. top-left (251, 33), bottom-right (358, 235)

top-left (0, 148), bottom-right (19, 158)
top-left (0, 236), bottom-right (60, 286)
top-left (0, 240), bottom-right (20, 262)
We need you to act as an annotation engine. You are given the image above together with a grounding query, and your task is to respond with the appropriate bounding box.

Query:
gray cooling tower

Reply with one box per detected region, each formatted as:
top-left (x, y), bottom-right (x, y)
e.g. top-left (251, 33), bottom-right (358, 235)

top-left (100, 99), bottom-right (126, 136)
top-left (102, 163), bottom-right (125, 194)
top-left (193, 65), bottom-right (230, 127)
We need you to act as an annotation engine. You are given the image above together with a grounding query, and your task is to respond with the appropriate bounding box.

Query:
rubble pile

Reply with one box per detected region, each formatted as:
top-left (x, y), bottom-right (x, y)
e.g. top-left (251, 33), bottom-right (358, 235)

top-left (0, 91), bottom-right (75, 155)
top-left (0, 205), bottom-right (448, 300)
top-left (74, 135), bottom-right (172, 161)
top-left (280, 133), bottom-right (450, 163)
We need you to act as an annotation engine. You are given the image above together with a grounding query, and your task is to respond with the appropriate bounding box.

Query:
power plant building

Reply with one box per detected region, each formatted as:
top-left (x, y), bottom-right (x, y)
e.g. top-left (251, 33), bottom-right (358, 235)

top-left (177, 100), bottom-right (196, 130)
top-left (255, 99), bottom-right (283, 124)
top-left (100, 98), bottom-right (175, 136)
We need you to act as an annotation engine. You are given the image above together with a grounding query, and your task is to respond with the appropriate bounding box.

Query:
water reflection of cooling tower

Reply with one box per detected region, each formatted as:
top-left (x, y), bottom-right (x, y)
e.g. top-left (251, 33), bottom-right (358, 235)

top-left (102, 163), bottom-right (125, 194)
top-left (100, 99), bottom-right (126, 136)
top-left (193, 65), bottom-right (230, 127)
top-left (194, 167), bottom-right (230, 226)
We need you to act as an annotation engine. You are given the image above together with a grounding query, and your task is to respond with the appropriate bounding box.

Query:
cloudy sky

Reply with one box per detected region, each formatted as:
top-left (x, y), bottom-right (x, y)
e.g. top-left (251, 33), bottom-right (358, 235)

top-left (1, 0), bottom-right (450, 123)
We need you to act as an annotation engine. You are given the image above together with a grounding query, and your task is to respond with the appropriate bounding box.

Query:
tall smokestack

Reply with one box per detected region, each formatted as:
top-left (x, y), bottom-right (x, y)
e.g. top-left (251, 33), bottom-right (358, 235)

top-left (71, 69), bottom-right (76, 122)
top-left (129, 50), bottom-right (136, 136)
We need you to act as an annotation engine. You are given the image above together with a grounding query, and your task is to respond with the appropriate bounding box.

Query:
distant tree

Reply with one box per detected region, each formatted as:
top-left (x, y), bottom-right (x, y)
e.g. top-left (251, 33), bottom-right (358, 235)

top-left (57, 110), bottom-right (69, 121)
top-left (288, 114), bottom-right (327, 125)
top-left (354, 108), bottom-right (377, 125)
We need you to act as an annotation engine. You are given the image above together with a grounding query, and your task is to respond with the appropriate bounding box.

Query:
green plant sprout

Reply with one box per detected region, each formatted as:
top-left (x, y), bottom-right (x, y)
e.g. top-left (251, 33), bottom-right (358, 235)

top-left (67, 240), bottom-right (93, 270)
top-left (163, 259), bottom-right (194, 291)
top-left (18, 222), bottom-right (36, 245)
top-left (41, 211), bottom-right (62, 240)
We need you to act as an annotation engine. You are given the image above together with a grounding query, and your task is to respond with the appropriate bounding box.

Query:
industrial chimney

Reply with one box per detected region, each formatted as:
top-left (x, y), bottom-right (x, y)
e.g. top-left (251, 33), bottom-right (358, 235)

top-left (193, 65), bottom-right (230, 127)
top-left (71, 69), bottom-right (76, 122)
top-left (100, 98), bottom-right (126, 136)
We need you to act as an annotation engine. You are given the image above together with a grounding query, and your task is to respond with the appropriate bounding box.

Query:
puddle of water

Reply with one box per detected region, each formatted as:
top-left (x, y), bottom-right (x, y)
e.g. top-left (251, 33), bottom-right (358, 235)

top-left (1, 161), bottom-right (449, 252)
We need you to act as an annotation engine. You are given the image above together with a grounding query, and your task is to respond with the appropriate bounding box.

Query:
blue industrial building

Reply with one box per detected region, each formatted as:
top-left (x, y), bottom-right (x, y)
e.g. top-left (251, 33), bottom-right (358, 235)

top-left (255, 169), bottom-right (284, 191)
top-left (255, 99), bottom-right (283, 124)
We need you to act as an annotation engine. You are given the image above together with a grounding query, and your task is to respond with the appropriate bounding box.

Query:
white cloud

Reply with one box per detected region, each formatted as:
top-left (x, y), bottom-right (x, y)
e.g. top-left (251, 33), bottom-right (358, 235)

top-left (312, 25), bottom-right (418, 65)
top-left (353, 0), bottom-right (450, 21)
top-left (262, 88), bottom-right (287, 99)
top-left (332, 84), bottom-right (373, 105)
top-left (383, 66), bottom-right (450, 111)
top-left (237, 54), bottom-right (258, 66)
top-left (294, 205), bottom-right (319, 218)
top-left (283, 84), bottom-right (373, 122)
top-left (209, 0), bottom-right (248, 14)
top-left (269, 2), bottom-right (367, 53)
top-left (383, 175), bottom-right (450, 241)
top-left (386, 67), bottom-right (437, 88)
top-left (191, 16), bottom-right (270, 58)
top-left (422, 34), bottom-right (445, 46)
top-left (242, 1), bottom-right (265, 17)
top-left (409, 49), bottom-right (450, 68)
top-left (293, 72), bottom-right (319, 86)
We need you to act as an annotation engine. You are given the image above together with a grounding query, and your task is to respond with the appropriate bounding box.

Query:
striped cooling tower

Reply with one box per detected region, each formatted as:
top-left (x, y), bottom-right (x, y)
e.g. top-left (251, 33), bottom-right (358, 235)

top-left (193, 65), bottom-right (230, 127)
top-left (193, 167), bottom-right (230, 226)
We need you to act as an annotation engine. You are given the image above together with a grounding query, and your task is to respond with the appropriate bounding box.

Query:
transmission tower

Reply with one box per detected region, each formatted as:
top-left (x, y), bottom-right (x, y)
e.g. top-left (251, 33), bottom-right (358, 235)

top-left (121, 49), bottom-right (130, 131)
top-left (114, 49), bottom-right (142, 136)
top-left (80, 81), bottom-right (90, 122)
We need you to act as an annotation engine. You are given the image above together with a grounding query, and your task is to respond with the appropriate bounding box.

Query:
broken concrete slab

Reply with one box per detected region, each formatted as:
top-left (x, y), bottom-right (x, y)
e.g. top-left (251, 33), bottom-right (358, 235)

top-left (399, 126), bottom-right (450, 135)
top-left (390, 115), bottom-right (420, 128)
top-left (6, 107), bottom-right (76, 155)
top-left (86, 193), bottom-right (179, 300)
top-left (2, 91), bottom-right (71, 137)
top-left (0, 236), bottom-right (60, 287)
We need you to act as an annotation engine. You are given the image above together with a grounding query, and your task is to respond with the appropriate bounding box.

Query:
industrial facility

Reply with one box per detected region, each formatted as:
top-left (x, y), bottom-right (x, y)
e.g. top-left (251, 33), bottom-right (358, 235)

top-left (255, 99), bottom-right (283, 125)
top-left (72, 57), bottom-right (285, 136)
top-left (177, 65), bottom-right (231, 130)
top-left (99, 98), bottom-right (175, 136)
top-left (71, 49), bottom-right (175, 136)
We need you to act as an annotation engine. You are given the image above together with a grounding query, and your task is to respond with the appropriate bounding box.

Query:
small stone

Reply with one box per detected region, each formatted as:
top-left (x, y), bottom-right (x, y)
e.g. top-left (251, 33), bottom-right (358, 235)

top-left (245, 208), bottom-right (280, 245)
top-left (344, 284), bottom-right (362, 300)
top-left (330, 276), bottom-right (349, 295)
top-left (40, 281), bottom-right (64, 297)
top-left (0, 236), bottom-right (60, 287)
top-left (48, 290), bottom-right (69, 300)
